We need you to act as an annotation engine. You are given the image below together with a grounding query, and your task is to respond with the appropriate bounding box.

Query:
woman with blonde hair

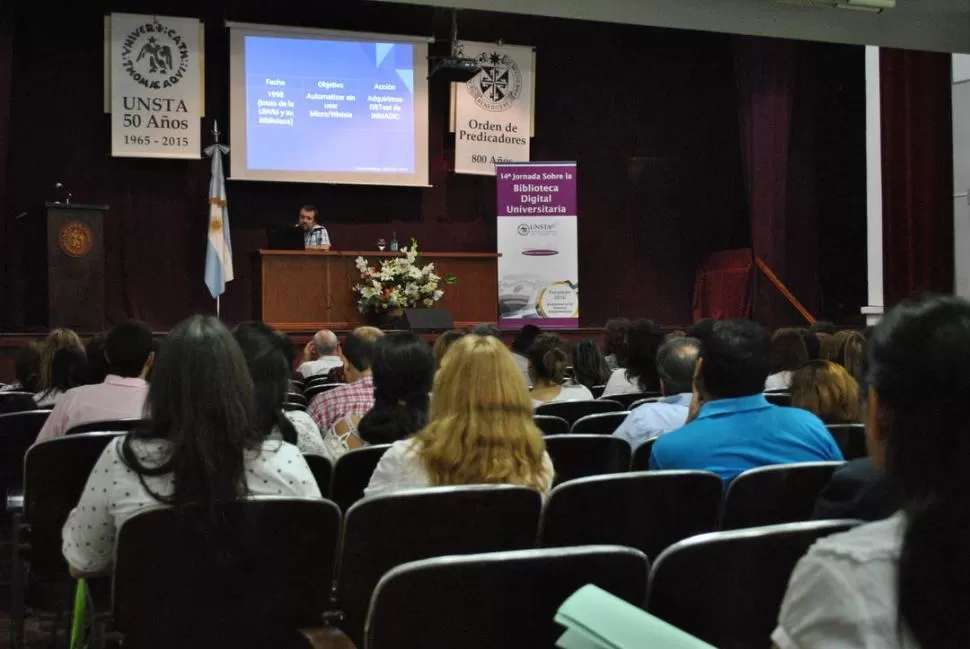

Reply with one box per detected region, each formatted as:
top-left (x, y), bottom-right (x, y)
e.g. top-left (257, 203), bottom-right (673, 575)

top-left (790, 360), bottom-right (861, 424)
top-left (38, 328), bottom-right (83, 393)
top-left (830, 329), bottom-right (866, 383)
top-left (365, 334), bottom-right (554, 497)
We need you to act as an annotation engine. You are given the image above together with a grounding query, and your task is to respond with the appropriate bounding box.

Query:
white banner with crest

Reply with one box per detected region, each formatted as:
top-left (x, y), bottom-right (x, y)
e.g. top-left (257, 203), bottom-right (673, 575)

top-left (109, 13), bottom-right (203, 159)
top-left (453, 42), bottom-right (533, 176)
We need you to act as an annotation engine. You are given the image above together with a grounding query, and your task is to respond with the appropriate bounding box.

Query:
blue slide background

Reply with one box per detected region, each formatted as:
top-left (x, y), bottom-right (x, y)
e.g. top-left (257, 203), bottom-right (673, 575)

top-left (244, 36), bottom-right (415, 173)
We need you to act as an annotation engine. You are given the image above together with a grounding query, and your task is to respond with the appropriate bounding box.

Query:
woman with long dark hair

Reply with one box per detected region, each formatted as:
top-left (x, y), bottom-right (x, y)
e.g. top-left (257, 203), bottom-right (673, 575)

top-left (602, 319), bottom-right (663, 396)
top-left (773, 295), bottom-right (970, 648)
top-left (570, 339), bottom-right (611, 390)
top-left (62, 316), bottom-right (320, 577)
top-left (357, 332), bottom-right (434, 446)
top-left (529, 334), bottom-right (593, 405)
top-left (233, 322), bottom-right (328, 456)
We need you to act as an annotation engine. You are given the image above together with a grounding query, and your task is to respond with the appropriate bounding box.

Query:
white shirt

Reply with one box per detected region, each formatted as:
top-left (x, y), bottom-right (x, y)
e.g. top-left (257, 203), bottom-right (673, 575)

top-left (364, 438), bottom-right (556, 499)
top-left (532, 383), bottom-right (594, 407)
top-left (765, 371), bottom-right (793, 391)
top-left (601, 369), bottom-right (642, 397)
top-left (773, 513), bottom-right (917, 649)
top-left (35, 375), bottom-right (149, 442)
top-left (283, 409), bottom-right (329, 457)
top-left (296, 356), bottom-right (343, 379)
top-left (612, 393), bottom-right (692, 449)
top-left (61, 437), bottom-right (321, 574)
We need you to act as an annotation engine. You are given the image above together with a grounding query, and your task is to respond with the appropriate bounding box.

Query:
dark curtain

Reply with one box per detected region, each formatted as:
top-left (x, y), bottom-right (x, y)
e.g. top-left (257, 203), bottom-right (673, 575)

top-left (880, 49), bottom-right (954, 306)
top-left (0, 6), bottom-right (14, 330)
top-left (734, 36), bottom-right (798, 328)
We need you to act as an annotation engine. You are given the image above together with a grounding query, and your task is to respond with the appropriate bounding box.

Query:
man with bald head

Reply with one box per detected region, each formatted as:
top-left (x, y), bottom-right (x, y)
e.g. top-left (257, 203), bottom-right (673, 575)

top-left (297, 329), bottom-right (342, 379)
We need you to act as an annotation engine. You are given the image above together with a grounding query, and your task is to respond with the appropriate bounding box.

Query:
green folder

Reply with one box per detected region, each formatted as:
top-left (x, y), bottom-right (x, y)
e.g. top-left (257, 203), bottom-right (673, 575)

top-left (555, 585), bottom-right (717, 649)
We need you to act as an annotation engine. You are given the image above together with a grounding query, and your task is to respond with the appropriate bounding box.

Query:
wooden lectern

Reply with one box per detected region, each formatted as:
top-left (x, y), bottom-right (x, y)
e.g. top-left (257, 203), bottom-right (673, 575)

top-left (19, 203), bottom-right (107, 331)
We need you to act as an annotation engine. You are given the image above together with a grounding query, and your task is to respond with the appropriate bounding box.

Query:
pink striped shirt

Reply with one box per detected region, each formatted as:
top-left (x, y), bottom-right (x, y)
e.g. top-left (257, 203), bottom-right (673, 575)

top-left (35, 375), bottom-right (148, 443)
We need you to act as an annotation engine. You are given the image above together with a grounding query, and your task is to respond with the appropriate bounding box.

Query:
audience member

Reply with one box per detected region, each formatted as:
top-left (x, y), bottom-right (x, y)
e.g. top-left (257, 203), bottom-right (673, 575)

top-left (664, 330), bottom-right (686, 341)
top-left (650, 320), bottom-right (843, 480)
top-left (296, 329), bottom-right (342, 379)
top-left (817, 332), bottom-right (837, 361)
top-left (308, 328), bottom-right (382, 433)
top-left (570, 339), bottom-right (611, 390)
top-left (81, 333), bottom-right (110, 385)
top-left (37, 328), bottom-right (83, 395)
top-left (685, 317), bottom-right (716, 341)
top-left (809, 320), bottom-right (838, 335)
top-left (528, 334), bottom-right (593, 405)
top-left (34, 347), bottom-right (86, 407)
top-left (35, 322), bottom-right (154, 442)
top-left (61, 315), bottom-right (320, 577)
top-left (614, 337), bottom-right (701, 449)
top-left (774, 295), bottom-right (970, 649)
top-left (510, 324), bottom-right (542, 385)
top-left (431, 329), bottom-right (465, 370)
top-left (602, 319), bottom-right (664, 396)
top-left (234, 322), bottom-right (328, 457)
top-left (830, 329), bottom-right (866, 383)
top-left (603, 318), bottom-right (630, 371)
top-left (358, 332), bottom-right (434, 447)
top-left (765, 328), bottom-right (809, 391)
top-left (365, 335), bottom-right (554, 497)
top-left (0, 341), bottom-right (42, 393)
top-left (470, 323), bottom-right (502, 339)
top-left (800, 328), bottom-right (822, 360)
top-left (790, 360), bottom-right (861, 424)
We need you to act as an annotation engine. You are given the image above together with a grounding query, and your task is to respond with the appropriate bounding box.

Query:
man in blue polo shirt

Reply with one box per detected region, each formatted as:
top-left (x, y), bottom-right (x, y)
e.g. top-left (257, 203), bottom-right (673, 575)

top-left (650, 319), bottom-right (843, 480)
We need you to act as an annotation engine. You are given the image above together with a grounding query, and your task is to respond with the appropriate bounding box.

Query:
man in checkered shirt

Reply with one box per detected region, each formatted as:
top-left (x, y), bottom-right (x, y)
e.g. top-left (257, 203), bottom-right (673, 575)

top-left (308, 327), bottom-right (384, 432)
top-left (298, 205), bottom-right (331, 250)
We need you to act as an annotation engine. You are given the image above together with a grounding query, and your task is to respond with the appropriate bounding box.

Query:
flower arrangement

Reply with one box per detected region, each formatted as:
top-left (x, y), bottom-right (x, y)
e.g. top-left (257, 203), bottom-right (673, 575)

top-left (353, 240), bottom-right (444, 313)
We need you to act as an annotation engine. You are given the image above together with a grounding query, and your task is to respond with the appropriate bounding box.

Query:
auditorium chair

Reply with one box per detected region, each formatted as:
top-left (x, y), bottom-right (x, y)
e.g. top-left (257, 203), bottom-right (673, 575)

top-left (0, 390), bottom-right (40, 415)
top-left (11, 431), bottom-right (124, 647)
top-left (543, 435), bottom-right (632, 485)
top-left (0, 410), bottom-right (51, 511)
top-left (826, 423), bottom-right (867, 461)
top-left (540, 471), bottom-right (723, 561)
top-left (535, 399), bottom-right (624, 426)
top-left (719, 462), bottom-right (844, 530)
top-left (646, 520), bottom-right (860, 649)
top-left (64, 418), bottom-right (148, 436)
top-left (304, 454), bottom-right (333, 498)
top-left (111, 499), bottom-right (341, 649)
top-left (305, 383), bottom-right (346, 403)
top-left (334, 485), bottom-right (543, 645)
top-left (601, 392), bottom-right (660, 409)
top-left (763, 391), bottom-right (792, 407)
top-left (365, 545), bottom-right (649, 649)
top-left (329, 445), bottom-right (391, 512)
top-left (631, 438), bottom-right (658, 471)
top-left (533, 414), bottom-right (570, 437)
top-left (589, 385), bottom-right (606, 399)
top-left (570, 411), bottom-right (629, 436)
top-left (629, 396), bottom-right (665, 410)
top-left (286, 392), bottom-right (308, 408)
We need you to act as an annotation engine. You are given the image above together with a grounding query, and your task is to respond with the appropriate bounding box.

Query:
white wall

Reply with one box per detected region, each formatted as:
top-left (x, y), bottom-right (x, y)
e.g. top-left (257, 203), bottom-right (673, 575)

top-left (954, 55), bottom-right (970, 298)
top-left (377, 0), bottom-right (970, 54)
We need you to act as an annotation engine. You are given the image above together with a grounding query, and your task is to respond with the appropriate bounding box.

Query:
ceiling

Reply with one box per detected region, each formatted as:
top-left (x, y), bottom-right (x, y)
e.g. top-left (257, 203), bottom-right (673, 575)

top-left (375, 0), bottom-right (970, 53)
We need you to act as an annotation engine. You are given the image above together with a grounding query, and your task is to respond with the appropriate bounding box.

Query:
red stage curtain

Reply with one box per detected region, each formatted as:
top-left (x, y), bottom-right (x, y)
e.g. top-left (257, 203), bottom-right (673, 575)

top-left (880, 49), bottom-right (954, 306)
top-left (692, 249), bottom-right (753, 321)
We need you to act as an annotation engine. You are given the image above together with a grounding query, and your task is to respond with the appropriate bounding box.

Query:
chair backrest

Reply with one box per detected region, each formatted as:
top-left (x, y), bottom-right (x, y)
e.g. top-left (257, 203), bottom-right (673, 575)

top-left (64, 418), bottom-right (148, 436)
top-left (303, 454), bottom-right (332, 498)
top-left (24, 432), bottom-right (124, 580)
top-left (337, 485), bottom-right (543, 646)
top-left (603, 392), bottom-right (660, 409)
top-left (630, 438), bottom-right (658, 471)
top-left (365, 545), bottom-right (649, 649)
top-left (646, 520), bottom-right (860, 649)
top-left (540, 471), bottom-right (723, 561)
top-left (0, 391), bottom-right (39, 415)
top-left (763, 391), bottom-right (792, 407)
top-left (630, 396), bottom-right (664, 410)
top-left (720, 461), bottom-right (844, 530)
top-left (535, 399), bottom-right (624, 425)
top-left (826, 423), bottom-right (867, 460)
top-left (113, 499), bottom-right (341, 649)
top-left (533, 414), bottom-right (570, 437)
top-left (570, 411), bottom-right (629, 435)
top-left (543, 435), bottom-right (631, 485)
top-left (305, 383), bottom-right (346, 402)
top-left (286, 392), bottom-right (308, 406)
top-left (330, 444), bottom-right (391, 512)
top-left (0, 410), bottom-right (51, 504)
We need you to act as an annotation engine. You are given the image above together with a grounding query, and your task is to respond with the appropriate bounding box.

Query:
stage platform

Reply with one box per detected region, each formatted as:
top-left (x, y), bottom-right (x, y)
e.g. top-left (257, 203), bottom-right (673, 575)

top-left (0, 327), bottom-right (631, 383)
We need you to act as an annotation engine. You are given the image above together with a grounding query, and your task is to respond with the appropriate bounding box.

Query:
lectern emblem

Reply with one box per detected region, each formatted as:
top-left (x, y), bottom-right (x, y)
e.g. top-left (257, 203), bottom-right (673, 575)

top-left (59, 221), bottom-right (94, 258)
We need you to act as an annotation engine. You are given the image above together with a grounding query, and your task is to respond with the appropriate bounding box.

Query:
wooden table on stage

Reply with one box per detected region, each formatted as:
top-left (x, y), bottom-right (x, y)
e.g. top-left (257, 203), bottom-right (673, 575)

top-left (256, 250), bottom-right (500, 330)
